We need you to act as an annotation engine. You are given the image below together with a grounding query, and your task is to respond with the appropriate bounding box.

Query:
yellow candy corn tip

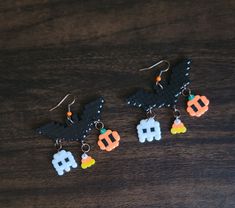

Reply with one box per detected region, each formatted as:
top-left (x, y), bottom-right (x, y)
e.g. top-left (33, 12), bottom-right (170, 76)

top-left (81, 159), bottom-right (96, 169)
top-left (171, 127), bottom-right (187, 135)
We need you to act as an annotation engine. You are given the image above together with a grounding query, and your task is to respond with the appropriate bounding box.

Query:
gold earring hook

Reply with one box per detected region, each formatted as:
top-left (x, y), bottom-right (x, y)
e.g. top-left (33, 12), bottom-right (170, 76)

top-left (139, 60), bottom-right (170, 89)
top-left (49, 93), bottom-right (76, 112)
top-left (49, 93), bottom-right (76, 123)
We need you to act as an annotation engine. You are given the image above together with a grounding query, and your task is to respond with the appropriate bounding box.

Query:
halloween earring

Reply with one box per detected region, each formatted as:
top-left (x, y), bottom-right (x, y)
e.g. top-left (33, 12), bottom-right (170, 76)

top-left (127, 58), bottom-right (209, 142)
top-left (36, 94), bottom-right (104, 174)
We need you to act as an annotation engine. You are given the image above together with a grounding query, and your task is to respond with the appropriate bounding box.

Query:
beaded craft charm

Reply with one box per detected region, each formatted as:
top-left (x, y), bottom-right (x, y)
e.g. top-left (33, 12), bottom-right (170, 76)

top-left (52, 149), bottom-right (78, 176)
top-left (81, 153), bottom-right (96, 169)
top-left (186, 94), bottom-right (209, 117)
top-left (97, 127), bottom-right (121, 151)
top-left (137, 117), bottom-right (161, 143)
top-left (170, 118), bottom-right (187, 135)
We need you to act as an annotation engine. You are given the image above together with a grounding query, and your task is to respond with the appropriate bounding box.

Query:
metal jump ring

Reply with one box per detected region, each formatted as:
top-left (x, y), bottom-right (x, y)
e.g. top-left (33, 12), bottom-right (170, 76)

top-left (94, 121), bottom-right (104, 130)
top-left (182, 88), bottom-right (191, 97)
top-left (55, 139), bottom-right (63, 151)
top-left (81, 143), bottom-right (90, 153)
top-left (146, 108), bottom-right (156, 118)
top-left (173, 109), bottom-right (181, 119)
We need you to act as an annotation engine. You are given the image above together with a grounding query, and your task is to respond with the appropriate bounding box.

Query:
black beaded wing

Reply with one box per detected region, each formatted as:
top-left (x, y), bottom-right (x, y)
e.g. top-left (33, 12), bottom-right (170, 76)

top-left (127, 59), bottom-right (191, 111)
top-left (36, 97), bottom-right (104, 141)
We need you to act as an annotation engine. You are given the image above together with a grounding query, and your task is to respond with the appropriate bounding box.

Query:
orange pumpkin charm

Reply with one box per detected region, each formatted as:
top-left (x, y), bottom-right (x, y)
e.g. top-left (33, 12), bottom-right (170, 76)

top-left (187, 94), bottom-right (209, 117)
top-left (97, 128), bottom-right (120, 152)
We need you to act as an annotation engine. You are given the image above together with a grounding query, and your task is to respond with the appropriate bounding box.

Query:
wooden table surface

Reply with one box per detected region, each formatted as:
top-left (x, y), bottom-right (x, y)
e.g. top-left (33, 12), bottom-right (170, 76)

top-left (1, 1), bottom-right (235, 208)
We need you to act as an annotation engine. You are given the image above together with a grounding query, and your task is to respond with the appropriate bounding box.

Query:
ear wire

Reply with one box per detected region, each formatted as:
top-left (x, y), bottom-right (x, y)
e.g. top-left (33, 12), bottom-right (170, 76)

top-left (49, 93), bottom-right (76, 123)
top-left (139, 60), bottom-right (170, 89)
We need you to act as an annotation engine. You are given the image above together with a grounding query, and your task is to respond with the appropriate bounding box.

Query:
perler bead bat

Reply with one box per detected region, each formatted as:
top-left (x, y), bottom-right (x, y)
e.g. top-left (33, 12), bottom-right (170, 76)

top-left (36, 97), bottom-right (104, 142)
top-left (127, 59), bottom-right (191, 111)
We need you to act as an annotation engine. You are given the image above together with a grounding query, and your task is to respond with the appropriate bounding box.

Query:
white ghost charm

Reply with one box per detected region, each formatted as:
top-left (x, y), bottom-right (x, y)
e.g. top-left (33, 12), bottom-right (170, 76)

top-left (137, 117), bottom-right (161, 143)
top-left (52, 150), bottom-right (78, 176)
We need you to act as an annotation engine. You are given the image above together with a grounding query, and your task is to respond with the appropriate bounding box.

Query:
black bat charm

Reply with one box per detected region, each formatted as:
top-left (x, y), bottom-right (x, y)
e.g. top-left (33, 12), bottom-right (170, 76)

top-left (36, 97), bottom-right (104, 142)
top-left (127, 59), bottom-right (191, 111)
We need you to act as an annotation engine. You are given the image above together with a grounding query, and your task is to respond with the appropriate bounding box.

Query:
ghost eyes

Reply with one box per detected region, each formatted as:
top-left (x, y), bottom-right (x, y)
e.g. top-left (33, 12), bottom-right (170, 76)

top-left (142, 127), bottom-right (155, 133)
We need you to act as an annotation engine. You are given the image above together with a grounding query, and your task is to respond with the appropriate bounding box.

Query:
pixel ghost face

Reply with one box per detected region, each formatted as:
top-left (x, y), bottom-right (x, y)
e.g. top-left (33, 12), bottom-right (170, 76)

top-left (52, 150), bottom-right (77, 176)
top-left (137, 117), bottom-right (161, 143)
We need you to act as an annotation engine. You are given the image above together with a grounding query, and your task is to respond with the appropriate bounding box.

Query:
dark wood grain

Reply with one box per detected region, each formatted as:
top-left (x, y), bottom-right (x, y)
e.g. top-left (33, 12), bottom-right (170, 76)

top-left (0, 0), bottom-right (235, 207)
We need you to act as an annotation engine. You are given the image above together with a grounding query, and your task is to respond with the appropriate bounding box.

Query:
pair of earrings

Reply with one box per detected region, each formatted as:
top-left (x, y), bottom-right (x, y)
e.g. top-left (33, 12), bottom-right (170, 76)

top-left (36, 94), bottom-right (121, 176)
top-left (36, 58), bottom-right (210, 175)
top-left (127, 58), bottom-right (210, 143)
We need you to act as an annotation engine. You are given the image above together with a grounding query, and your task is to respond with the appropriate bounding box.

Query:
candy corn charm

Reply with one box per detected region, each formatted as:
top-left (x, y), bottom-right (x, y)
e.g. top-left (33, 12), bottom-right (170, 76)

top-left (171, 118), bottom-right (187, 135)
top-left (81, 153), bottom-right (95, 169)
